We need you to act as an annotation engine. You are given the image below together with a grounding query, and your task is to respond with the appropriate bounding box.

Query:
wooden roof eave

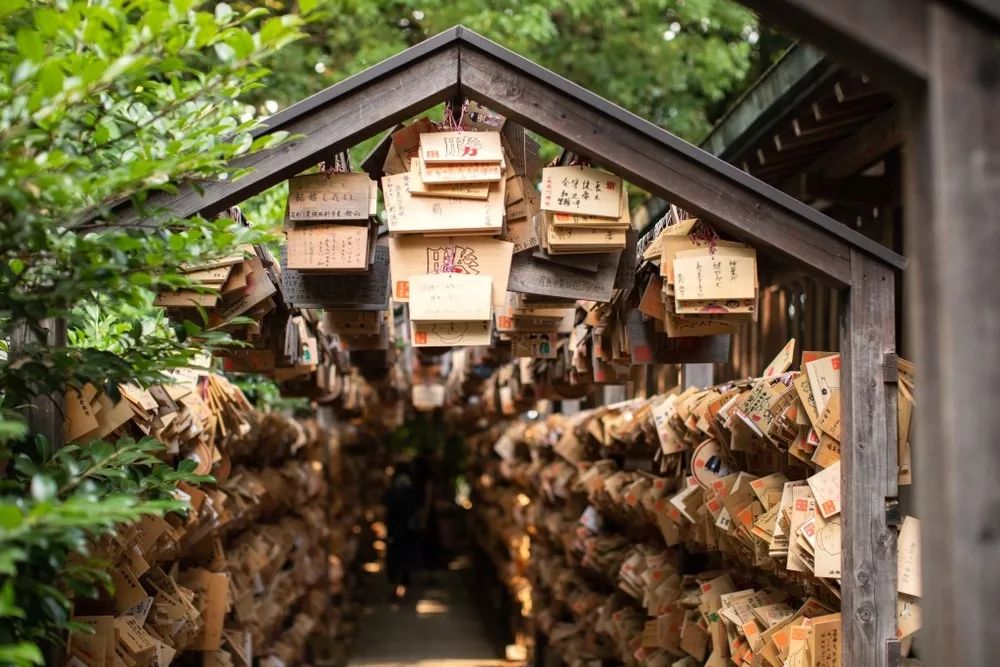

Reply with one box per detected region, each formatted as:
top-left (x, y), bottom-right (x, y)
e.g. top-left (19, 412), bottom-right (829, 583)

top-left (112, 25), bottom-right (906, 287)
top-left (113, 34), bottom-right (463, 226)
top-left (454, 28), bottom-right (906, 286)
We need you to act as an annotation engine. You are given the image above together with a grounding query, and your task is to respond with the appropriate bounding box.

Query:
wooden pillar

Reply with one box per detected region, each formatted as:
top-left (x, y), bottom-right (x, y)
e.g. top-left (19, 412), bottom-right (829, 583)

top-left (912, 7), bottom-right (1000, 665)
top-left (10, 318), bottom-right (66, 449)
top-left (840, 250), bottom-right (897, 667)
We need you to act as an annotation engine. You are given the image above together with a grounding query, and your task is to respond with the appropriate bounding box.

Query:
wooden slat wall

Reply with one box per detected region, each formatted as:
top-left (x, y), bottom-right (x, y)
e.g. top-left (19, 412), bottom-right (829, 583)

top-left (718, 277), bottom-right (842, 380)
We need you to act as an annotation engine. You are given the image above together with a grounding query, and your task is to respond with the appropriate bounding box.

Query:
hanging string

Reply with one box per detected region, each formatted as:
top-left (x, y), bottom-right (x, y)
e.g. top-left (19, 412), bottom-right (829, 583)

top-left (689, 221), bottom-right (720, 255)
top-left (438, 100), bottom-right (469, 131)
top-left (321, 152), bottom-right (348, 175)
top-left (441, 241), bottom-right (460, 273)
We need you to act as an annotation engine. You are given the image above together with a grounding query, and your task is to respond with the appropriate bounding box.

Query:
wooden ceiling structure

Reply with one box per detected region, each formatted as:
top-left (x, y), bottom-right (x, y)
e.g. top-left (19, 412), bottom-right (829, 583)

top-left (126, 26), bottom-right (914, 667)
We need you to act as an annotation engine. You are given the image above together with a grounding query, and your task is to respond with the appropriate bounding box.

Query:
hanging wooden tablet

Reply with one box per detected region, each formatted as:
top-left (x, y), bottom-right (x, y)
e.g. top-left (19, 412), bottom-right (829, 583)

top-left (408, 273), bottom-right (493, 347)
top-left (382, 172), bottom-right (504, 235)
top-left (507, 250), bottom-right (619, 302)
top-left (541, 166), bottom-right (622, 218)
top-left (284, 222), bottom-right (369, 272)
top-left (287, 173), bottom-right (372, 222)
top-left (406, 158), bottom-right (491, 200)
top-left (419, 131), bottom-right (503, 165)
top-left (280, 245), bottom-right (389, 310)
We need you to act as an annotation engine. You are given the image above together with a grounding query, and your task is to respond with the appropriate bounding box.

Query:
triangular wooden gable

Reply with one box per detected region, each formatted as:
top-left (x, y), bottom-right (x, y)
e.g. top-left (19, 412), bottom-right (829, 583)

top-left (121, 26), bottom-right (904, 285)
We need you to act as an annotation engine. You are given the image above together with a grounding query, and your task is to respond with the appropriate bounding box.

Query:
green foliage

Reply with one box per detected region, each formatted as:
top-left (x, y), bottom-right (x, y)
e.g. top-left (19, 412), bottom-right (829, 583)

top-left (389, 411), bottom-right (444, 455)
top-left (0, 0), bottom-right (310, 660)
top-left (231, 373), bottom-right (309, 411)
top-left (237, 0), bottom-right (781, 143)
top-left (0, 432), bottom-right (208, 660)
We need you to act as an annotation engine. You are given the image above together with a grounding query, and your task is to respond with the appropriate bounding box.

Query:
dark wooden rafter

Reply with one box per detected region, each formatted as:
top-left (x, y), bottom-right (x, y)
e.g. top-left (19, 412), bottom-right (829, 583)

top-left (113, 26), bottom-right (904, 287)
top-left (115, 36), bottom-right (461, 225)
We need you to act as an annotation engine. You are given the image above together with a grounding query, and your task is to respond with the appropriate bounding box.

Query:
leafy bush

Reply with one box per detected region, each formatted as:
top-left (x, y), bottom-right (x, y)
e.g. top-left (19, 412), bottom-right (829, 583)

top-left (0, 0), bottom-right (312, 661)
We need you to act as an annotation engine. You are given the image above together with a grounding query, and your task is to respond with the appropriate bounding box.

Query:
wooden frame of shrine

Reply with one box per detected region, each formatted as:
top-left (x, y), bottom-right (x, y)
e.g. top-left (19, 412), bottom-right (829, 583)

top-left (730, 4), bottom-right (999, 666)
top-left (125, 26), bottom-right (911, 666)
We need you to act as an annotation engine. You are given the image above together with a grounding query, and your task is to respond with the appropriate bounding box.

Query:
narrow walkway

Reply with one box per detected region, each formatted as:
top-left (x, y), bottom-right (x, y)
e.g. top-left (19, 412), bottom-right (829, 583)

top-left (349, 566), bottom-right (510, 667)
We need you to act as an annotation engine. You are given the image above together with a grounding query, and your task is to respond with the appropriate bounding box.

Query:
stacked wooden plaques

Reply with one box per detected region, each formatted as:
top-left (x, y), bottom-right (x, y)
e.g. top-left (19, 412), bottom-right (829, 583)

top-left (64, 375), bottom-right (361, 666)
top-left (467, 359), bottom-right (926, 667)
top-left (280, 169), bottom-right (391, 356)
top-left (154, 245), bottom-right (280, 336)
top-left (381, 130), bottom-right (506, 236)
top-left (64, 370), bottom-right (253, 466)
top-left (379, 129), bottom-right (521, 349)
top-left (284, 172), bottom-right (379, 274)
top-left (494, 293), bottom-right (576, 359)
top-left (539, 166), bottom-right (629, 254)
top-left (407, 273), bottom-right (494, 348)
top-left (647, 218), bottom-right (759, 337)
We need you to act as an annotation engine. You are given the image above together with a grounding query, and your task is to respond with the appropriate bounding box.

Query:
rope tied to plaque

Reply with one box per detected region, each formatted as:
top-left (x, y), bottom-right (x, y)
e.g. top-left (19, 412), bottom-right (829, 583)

top-left (440, 241), bottom-right (459, 274)
top-left (438, 100), bottom-right (469, 132)
top-left (321, 152), bottom-right (349, 175)
top-left (689, 221), bottom-right (720, 255)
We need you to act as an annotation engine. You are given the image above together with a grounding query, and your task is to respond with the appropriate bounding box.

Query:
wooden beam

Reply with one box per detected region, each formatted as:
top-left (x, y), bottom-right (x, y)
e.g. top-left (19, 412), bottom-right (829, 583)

top-left (775, 124), bottom-right (852, 152)
top-left (802, 99), bottom-right (890, 132)
top-left (359, 124), bottom-right (401, 183)
top-left (802, 107), bottom-right (903, 179)
top-left (458, 48), bottom-right (856, 285)
top-left (113, 47), bottom-right (459, 225)
top-left (739, 0), bottom-right (927, 94)
top-left (915, 7), bottom-right (1000, 665)
top-left (834, 76), bottom-right (878, 104)
top-left (796, 174), bottom-right (899, 206)
top-left (840, 249), bottom-right (898, 667)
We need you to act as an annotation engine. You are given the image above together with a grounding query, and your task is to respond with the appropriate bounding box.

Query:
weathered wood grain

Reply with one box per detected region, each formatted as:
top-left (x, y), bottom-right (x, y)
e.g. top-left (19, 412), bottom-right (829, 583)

top-left (914, 7), bottom-right (1000, 666)
top-left (840, 249), bottom-right (897, 667)
top-left (739, 0), bottom-right (928, 94)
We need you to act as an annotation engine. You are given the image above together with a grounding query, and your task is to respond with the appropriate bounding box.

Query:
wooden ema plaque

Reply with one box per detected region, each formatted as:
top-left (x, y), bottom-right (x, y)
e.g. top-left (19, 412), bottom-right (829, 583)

top-left (280, 245), bottom-right (389, 310)
top-left (625, 310), bottom-right (731, 364)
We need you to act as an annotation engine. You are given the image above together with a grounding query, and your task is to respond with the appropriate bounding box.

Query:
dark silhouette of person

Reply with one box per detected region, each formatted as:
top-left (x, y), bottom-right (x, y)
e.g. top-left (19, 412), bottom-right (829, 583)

top-left (384, 462), bottom-right (419, 600)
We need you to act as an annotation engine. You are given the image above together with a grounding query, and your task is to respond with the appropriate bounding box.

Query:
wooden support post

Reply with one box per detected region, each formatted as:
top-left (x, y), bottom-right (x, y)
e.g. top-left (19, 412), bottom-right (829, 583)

top-left (840, 249), bottom-right (897, 667)
top-left (912, 7), bottom-right (1000, 666)
top-left (10, 318), bottom-right (66, 450)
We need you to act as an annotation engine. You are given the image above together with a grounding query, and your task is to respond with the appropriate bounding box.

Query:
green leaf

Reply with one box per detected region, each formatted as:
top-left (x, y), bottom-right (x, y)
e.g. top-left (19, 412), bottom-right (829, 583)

top-left (0, 0), bottom-right (25, 19)
top-left (0, 642), bottom-right (44, 667)
top-left (15, 27), bottom-right (43, 61)
top-left (0, 580), bottom-right (25, 618)
top-left (0, 504), bottom-right (23, 530)
top-left (37, 60), bottom-right (63, 97)
top-left (214, 2), bottom-right (233, 24)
